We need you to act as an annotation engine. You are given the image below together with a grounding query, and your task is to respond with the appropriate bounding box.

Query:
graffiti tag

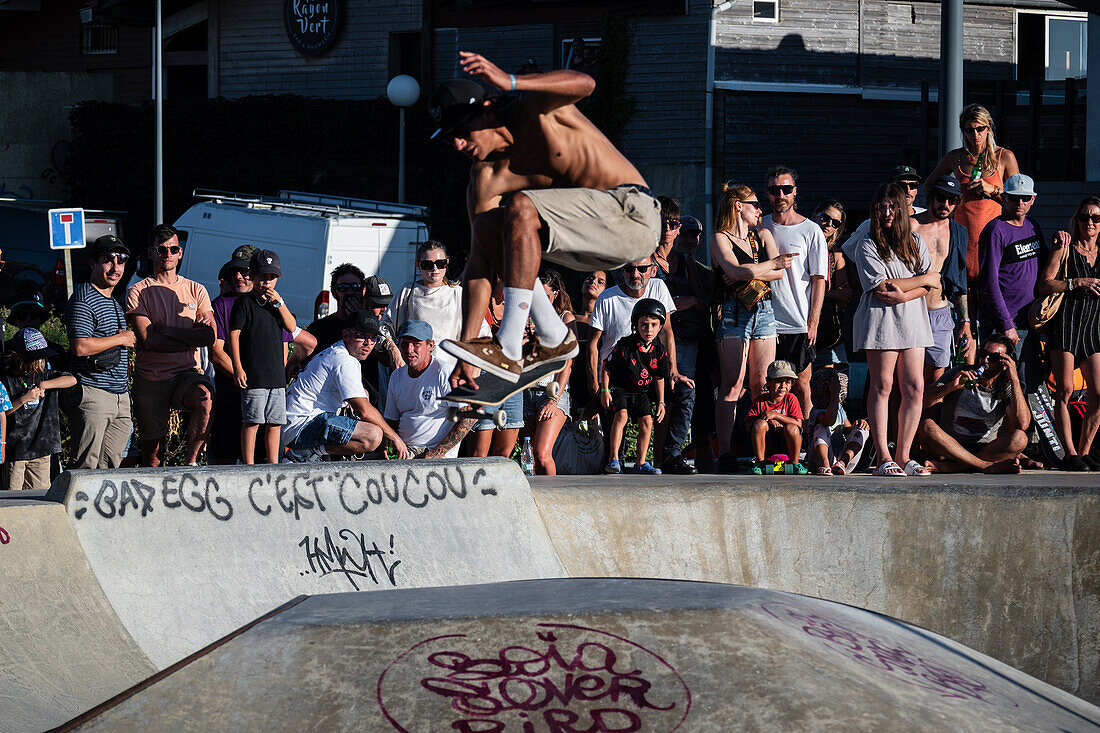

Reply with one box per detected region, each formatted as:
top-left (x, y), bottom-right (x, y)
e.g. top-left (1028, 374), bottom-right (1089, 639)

top-left (298, 527), bottom-right (401, 590)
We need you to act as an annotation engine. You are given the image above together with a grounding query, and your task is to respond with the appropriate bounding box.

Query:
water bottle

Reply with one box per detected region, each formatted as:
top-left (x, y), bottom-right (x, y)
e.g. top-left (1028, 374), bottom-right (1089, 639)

top-left (521, 437), bottom-right (535, 476)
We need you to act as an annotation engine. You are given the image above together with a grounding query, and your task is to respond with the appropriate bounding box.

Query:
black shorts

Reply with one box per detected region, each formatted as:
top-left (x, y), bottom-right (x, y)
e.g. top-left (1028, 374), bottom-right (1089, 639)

top-left (776, 332), bottom-right (815, 374)
top-left (611, 388), bottom-right (653, 419)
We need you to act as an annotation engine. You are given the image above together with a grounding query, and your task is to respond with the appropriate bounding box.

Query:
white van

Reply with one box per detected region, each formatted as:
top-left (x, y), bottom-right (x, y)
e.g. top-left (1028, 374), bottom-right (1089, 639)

top-left (174, 189), bottom-right (429, 321)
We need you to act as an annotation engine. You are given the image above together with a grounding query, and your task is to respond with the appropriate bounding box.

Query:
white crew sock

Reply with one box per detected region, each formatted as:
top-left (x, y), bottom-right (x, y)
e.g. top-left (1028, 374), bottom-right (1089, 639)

top-left (497, 286), bottom-right (532, 361)
top-left (529, 279), bottom-right (569, 346)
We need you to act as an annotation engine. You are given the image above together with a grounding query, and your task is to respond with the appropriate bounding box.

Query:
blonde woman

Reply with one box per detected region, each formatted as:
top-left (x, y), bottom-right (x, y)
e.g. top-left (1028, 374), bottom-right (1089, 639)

top-left (523, 269), bottom-right (575, 474)
top-left (812, 199), bottom-right (851, 365)
top-left (926, 103), bottom-right (1020, 280)
top-left (709, 183), bottom-right (796, 471)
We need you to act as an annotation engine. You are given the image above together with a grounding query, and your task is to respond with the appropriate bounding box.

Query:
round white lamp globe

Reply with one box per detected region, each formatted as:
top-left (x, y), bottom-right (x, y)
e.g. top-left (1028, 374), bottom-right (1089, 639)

top-left (386, 75), bottom-right (420, 108)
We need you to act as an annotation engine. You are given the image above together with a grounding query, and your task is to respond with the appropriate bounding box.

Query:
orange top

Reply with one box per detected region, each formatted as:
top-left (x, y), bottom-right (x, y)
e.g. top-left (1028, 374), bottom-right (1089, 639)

top-left (952, 157), bottom-right (1003, 280)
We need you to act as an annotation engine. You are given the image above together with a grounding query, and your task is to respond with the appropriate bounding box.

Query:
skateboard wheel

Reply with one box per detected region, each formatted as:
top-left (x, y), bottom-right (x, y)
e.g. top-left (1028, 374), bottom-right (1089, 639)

top-left (446, 406), bottom-right (460, 423)
top-left (546, 381), bottom-right (561, 399)
top-left (492, 409), bottom-right (507, 428)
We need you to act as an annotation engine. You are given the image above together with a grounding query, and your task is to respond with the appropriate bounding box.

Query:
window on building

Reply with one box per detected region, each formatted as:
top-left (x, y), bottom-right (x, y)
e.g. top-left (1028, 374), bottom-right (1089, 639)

top-left (389, 32), bottom-right (422, 81)
top-left (82, 24), bottom-right (118, 55)
top-left (561, 37), bottom-right (600, 71)
top-left (1017, 12), bottom-right (1087, 82)
top-left (753, 0), bottom-right (779, 22)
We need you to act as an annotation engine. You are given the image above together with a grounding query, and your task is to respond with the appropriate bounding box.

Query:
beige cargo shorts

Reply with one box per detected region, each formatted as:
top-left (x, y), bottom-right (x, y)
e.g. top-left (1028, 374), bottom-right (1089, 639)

top-left (520, 184), bottom-right (661, 271)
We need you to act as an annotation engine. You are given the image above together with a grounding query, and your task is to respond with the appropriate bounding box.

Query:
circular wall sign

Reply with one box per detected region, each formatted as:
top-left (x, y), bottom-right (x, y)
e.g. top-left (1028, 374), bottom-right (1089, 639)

top-left (284, 0), bottom-right (341, 57)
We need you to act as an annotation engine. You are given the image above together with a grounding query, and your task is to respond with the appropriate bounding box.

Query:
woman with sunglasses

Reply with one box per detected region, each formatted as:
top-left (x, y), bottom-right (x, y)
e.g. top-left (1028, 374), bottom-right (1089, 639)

top-left (570, 270), bottom-right (608, 421)
top-left (384, 241), bottom-right (490, 370)
top-left (812, 200), bottom-right (851, 365)
top-left (1038, 198), bottom-right (1100, 471)
top-left (844, 183), bottom-right (937, 477)
top-left (926, 104), bottom-right (1020, 282)
top-left (521, 269), bottom-right (575, 474)
top-left (709, 183), bottom-right (797, 470)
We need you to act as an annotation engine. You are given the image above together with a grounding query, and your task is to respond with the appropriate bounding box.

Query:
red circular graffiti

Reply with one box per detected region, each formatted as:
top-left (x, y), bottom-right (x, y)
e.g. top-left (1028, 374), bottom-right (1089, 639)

top-left (377, 623), bottom-right (692, 732)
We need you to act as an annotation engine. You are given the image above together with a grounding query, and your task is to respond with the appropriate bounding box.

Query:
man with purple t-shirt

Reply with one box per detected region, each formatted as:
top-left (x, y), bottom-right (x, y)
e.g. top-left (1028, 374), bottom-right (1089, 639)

top-left (208, 245), bottom-right (316, 463)
top-left (977, 173), bottom-right (1045, 392)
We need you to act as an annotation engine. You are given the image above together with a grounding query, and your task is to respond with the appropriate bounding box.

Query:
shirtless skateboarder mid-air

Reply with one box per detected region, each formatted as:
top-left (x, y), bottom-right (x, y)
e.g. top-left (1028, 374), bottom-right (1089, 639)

top-left (428, 51), bottom-right (661, 387)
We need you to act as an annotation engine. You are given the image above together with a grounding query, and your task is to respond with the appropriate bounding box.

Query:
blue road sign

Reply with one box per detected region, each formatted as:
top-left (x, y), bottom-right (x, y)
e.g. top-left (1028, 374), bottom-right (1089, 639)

top-left (48, 207), bottom-right (86, 250)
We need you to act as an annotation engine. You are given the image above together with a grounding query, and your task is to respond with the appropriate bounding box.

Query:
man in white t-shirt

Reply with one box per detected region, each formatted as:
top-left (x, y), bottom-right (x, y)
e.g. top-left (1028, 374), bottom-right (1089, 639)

top-left (385, 320), bottom-right (474, 459)
top-left (760, 165), bottom-right (828, 416)
top-left (282, 312), bottom-right (408, 462)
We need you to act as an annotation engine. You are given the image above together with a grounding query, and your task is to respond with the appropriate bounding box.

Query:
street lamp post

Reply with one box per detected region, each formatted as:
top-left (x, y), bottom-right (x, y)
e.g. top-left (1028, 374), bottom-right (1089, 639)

top-left (155, 0), bottom-right (163, 224)
top-left (386, 75), bottom-right (421, 204)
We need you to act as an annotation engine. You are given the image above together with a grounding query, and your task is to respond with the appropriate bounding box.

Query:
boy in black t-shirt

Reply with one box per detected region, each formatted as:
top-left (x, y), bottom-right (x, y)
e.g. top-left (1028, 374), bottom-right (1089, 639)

top-left (229, 250), bottom-right (297, 464)
top-left (599, 298), bottom-right (671, 475)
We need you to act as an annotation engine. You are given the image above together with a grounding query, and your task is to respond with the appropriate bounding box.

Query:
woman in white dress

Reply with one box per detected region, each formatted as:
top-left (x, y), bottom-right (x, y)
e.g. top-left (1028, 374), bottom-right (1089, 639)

top-left (844, 183), bottom-right (937, 477)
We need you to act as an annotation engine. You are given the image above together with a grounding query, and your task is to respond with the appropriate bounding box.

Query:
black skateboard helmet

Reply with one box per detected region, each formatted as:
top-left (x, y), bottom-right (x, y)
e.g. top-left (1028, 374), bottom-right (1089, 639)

top-left (631, 298), bottom-right (667, 329)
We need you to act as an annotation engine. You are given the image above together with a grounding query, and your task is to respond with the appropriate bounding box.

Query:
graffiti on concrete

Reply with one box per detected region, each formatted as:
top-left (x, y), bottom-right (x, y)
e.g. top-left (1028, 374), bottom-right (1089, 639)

top-left (70, 465), bottom-right (495, 523)
top-left (378, 623), bottom-right (692, 732)
top-left (761, 601), bottom-right (1019, 707)
top-left (0, 181), bottom-right (34, 200)
top-left (298, 527), bottom-right (401, 590)
top-left (0, 525), bottom-right (9, 545)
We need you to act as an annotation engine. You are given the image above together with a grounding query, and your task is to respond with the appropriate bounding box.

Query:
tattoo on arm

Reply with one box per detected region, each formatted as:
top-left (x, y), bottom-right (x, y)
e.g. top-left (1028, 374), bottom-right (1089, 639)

top-left (424, 417), bottom-right (476, 459)
top-left (954, 295), bottom-right (969, 322)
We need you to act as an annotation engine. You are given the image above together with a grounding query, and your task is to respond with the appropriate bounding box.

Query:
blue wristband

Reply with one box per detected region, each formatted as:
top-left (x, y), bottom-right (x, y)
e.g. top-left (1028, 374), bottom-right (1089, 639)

top-left (509, 74), bottom-right (517, 92)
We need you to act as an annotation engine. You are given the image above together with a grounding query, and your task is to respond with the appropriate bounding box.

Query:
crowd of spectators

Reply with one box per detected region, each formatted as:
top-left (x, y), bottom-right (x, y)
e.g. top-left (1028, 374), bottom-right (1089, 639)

top-left (2, 103), bottom-right (1097, 485)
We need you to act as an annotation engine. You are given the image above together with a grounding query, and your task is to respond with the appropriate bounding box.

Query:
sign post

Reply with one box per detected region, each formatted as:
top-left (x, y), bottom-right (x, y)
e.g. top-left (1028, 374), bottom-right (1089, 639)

top-left (48, 207), bottom-right (86, 299)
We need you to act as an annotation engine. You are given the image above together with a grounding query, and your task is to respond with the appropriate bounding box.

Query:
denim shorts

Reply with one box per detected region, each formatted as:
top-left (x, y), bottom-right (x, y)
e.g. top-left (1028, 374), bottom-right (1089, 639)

top-left (717, 298), bottom-right (777, 340)
top-left (474, 390), bottom-right (524, 431)
top-left (290, 412), bottom-right (359, 449)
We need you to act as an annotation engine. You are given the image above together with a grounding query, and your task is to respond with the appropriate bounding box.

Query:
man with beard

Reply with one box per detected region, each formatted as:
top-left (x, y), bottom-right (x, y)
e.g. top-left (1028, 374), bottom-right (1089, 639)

top-left (916, 335), bottom-right (1030, 473)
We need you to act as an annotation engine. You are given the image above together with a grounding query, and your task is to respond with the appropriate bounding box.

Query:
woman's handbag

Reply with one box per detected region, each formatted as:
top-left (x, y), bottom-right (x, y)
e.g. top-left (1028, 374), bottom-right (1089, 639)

top-left (1029, 246), bottom-right (1069, 332)
top-left (732, 231), bottom-right (771, 309)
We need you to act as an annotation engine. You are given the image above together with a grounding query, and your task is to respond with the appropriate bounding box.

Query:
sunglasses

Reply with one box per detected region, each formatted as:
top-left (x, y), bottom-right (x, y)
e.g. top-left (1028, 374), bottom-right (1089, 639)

top-left (334, 282), bottom-right (365, 292)
top-left (816, 214), bottom-right (843, 229)
top-left (419, 259), bottom-right (449, 270)
top-left (900, 181), bottom-right (920, 191)
top-left (963, 125), bottom-right (989, 134)
top-left (932, 192), bottom-right (961, 205)
top-left (1077, 213), bottom-right (1100, 225)
top-left (742, 200), bottom-right (762, 209)
top-left (662, 218), bottom-right (681, 229)
top-left (622, 264), bottom-right (654, 274)
top-left (100, 253), bottom-right (130, 264)
top-left (154, 245), bottom-right (181, 256)
top-left (767, 185), bottom-right (795, 196)
top-left (1005, 194), bottom-right (1034, 204)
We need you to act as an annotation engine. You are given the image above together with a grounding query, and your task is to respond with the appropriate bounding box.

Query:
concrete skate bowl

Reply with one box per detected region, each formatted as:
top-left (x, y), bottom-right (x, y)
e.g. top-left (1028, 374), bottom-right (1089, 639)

top-left (60, 579), bottom-right (1100, 732)
top-left (1, 459), bottom-right (1098, 730)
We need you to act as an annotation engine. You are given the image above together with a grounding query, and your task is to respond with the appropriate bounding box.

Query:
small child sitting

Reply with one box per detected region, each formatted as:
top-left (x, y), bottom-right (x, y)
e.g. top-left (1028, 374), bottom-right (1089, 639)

top-left (808, 366), bottom-right (869, 475)
top-left (600, 298), bottom-right (672, 475)
top-left (2, 328), bottom-right (76, 490)
top-left (746, 360), bottom-right (808, 475)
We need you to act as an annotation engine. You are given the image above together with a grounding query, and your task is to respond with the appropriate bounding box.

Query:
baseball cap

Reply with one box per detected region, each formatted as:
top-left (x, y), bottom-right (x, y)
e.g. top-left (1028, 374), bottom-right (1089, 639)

top-left (11, 328), bottom-right (56, 360)
top-left (428, 79), bottom-right (490, 140)
top-left (932, 175), bottom-right (963, 198)
top-left (350, 310), bottom-right (381, 335)
top-left (767, 359), bottom-right (798, 380)
top-left (230, 244), bottom-right (259, 270)
top-left (1004, 173), bottom-right (1037, 197)
top-left (10, 288), bottom-right (47, 321)
top-left (890, 165), bottom-right (921, 182)
top-left (680, 215), bottom-right (703, 233)
top-left (249, 249), bottom-right (281, 276)
top-left (398, 319), bottom-right (433, 341)
top-left (88, 234), bottom-right (129, 259)
top-left (364, 275), bottom-right (394, 307)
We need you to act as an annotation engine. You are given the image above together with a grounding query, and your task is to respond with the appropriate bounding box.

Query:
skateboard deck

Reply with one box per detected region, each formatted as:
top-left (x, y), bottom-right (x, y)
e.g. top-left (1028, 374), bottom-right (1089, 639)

top-left (446, 359), bottom-right (566, 408)
top-left (1028, 388), bottom-right (1066, 464)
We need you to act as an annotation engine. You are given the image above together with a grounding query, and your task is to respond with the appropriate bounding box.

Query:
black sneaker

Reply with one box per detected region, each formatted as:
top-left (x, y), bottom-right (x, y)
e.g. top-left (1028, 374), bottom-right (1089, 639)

top-left (715, 453), bottom-right (739, 474)
top-left (662, 455), bottom-right (697, 475)
top-left (1062, 455), bottom-right (1091, 472)
top-left (1082, 454), bottom-right (1100, 471)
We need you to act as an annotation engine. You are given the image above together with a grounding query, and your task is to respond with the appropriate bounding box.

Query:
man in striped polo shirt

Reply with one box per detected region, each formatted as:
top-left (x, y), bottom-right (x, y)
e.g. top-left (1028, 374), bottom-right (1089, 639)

top-left (63, 235), bottom-right (137, 469)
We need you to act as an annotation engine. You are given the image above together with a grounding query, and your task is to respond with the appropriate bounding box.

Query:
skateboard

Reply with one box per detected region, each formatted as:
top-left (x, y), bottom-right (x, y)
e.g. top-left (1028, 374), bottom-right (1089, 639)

top-left (1028, 388), bottom-right (1066, 465)
top-left (445, 359), bottom-right (566, 426)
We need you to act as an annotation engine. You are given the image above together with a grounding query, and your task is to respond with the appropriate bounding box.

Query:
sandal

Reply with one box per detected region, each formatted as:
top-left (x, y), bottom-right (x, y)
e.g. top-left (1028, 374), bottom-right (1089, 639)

top-left (815, 466), bottom-right (833, 476)
top-left (831, 460), bottom-right (847, 476)
top-left (874, 460), bottom-right (905, 477)
top-left (903, 459), bottom-right (931, 476)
